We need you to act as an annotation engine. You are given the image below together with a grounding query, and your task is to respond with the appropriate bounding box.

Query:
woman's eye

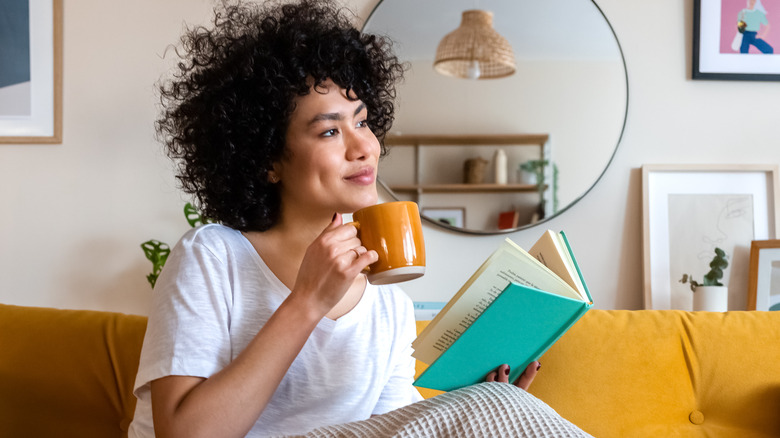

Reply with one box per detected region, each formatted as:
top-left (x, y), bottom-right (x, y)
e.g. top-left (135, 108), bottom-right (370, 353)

top-left (322, 128), bottom-right (339, 137)
top-left (357, 120), bottom-right (369, 128)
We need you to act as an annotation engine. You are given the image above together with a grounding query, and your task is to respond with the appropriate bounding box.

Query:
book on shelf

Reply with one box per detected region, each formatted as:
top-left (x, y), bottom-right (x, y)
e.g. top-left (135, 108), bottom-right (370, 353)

top-left (412, 230), bottom-right (592, 392)
top-left (497, 210), bottom-right (520, 230)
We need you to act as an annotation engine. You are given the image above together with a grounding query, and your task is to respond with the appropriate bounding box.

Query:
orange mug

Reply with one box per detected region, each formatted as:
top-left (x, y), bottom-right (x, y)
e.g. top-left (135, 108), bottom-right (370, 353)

top-left (351, 201), bottom-right (425, 285)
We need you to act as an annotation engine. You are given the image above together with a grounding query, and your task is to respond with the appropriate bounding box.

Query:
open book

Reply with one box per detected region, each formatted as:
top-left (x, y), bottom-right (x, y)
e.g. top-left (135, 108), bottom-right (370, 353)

top-left (413, 230), bottom-right (592, 391)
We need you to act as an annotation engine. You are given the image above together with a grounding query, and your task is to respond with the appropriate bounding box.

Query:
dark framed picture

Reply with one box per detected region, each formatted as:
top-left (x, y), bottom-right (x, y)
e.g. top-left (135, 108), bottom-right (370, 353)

top-left (692, 0), bottom-right (780, 81)
top-left (0, 0), bottom-right (63, 143)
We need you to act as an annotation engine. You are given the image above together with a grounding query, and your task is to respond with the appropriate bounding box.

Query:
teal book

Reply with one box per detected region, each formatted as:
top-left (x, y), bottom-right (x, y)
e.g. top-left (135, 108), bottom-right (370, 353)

top-left (413, 231), bottom-right (592, 391)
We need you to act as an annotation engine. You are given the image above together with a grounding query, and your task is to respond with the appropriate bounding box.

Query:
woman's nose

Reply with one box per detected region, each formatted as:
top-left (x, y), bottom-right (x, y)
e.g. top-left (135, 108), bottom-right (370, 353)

top-left (345, 129), bottom-right (378, 160)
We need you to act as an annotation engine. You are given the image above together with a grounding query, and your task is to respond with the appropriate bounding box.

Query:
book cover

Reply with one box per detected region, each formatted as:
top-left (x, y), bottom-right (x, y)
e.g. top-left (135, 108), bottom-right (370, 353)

top-left (497, 210), bottom-right (519, 230)
top-left (412, 231), bottom-right (592, 391)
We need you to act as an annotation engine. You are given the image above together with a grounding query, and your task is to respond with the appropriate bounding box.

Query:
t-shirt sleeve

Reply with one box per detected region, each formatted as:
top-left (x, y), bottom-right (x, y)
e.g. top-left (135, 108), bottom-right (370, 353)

top-left (133, 231), bottom-right (234, 401)
top-left (372, 291), bottom-right (424, 414)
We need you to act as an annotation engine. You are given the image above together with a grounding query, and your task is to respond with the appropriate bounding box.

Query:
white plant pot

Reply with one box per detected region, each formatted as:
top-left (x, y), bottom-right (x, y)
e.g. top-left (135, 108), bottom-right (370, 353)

top-left (517, 170), bottom-right (537, 185)
top-left (693, 286), bottom-right (728, 312)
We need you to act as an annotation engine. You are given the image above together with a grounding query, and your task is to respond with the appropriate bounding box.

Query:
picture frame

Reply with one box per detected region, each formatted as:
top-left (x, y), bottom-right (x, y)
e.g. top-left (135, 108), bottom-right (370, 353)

top-left (421, 207), bottom-right (465, 228)
top-left (642, 164), bottom-right (779, 310)
top-left (692, 0), bottom-right (780, 81)
top-left (747, 239), bottom-right (780, 310)
top-left (0, 0), bottom-right (63, 143)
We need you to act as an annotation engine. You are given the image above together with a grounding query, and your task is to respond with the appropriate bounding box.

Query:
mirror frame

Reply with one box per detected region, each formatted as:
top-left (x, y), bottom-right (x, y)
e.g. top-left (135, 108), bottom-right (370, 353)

top-left (365, 0), bottom-right (629, 235)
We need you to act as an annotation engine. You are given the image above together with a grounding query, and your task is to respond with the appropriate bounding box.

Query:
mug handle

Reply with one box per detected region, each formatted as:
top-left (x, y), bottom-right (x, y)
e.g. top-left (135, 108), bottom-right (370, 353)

top-left (347, 221), bottom-right (372, 274)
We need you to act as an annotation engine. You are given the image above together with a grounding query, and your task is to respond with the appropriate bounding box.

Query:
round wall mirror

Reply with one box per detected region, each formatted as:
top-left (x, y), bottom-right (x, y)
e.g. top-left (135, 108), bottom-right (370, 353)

top-left (364, 0), bottom-right (628, 234)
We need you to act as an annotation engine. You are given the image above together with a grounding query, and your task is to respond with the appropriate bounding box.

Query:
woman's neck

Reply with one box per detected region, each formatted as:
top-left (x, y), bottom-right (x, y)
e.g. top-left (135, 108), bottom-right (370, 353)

top-left (243, 210), bottom-right (368, 320)
top-left (243, 213), bottom-right (333, 289)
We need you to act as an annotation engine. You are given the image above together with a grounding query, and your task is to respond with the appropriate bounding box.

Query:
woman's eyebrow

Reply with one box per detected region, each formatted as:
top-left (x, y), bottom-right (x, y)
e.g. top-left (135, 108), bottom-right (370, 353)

top-left (308, 103), bottom-right (366, 126)
top-left (353, 102), bottom-right (366, 117)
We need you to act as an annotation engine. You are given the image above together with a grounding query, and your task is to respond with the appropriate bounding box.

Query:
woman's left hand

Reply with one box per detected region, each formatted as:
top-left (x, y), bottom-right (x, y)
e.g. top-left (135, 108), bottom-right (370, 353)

top-left (485, 361), bottom-right (541, 391)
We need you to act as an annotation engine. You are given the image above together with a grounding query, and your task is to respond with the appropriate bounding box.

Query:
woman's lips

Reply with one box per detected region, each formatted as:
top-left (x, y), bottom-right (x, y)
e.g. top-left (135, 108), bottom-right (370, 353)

top-left (345, 168), bottom-right (375, 185)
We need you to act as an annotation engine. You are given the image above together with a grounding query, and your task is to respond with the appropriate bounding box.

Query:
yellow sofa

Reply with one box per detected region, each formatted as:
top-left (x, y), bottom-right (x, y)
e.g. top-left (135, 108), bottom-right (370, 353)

top-left (1, 303), bottom-right (779, 437)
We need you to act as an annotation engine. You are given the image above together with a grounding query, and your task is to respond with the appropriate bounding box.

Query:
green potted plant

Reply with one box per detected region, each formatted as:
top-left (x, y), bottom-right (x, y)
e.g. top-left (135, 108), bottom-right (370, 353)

top-left (518, 159), bottom-right (547, 185)
top-left (679, 247), bottom-right (729, 311)
top-left (517, 159), bottom-right (559, 220)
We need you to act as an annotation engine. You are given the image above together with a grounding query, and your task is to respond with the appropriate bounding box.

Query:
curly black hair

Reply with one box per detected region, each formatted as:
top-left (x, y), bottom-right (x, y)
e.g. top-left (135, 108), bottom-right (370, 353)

top-left (156, 0), bottom-right (404, 231)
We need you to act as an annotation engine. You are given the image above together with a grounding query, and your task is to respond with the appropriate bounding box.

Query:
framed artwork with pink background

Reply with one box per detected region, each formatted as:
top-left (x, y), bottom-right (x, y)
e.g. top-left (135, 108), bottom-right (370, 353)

top-left (693, 0), bottom-right (780, 80)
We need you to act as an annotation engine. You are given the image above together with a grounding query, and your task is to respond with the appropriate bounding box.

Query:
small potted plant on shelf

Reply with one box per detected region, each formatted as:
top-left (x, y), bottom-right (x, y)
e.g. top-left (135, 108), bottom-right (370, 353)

top-left (679, 247), bottom-right (729, 311)
top-left (517, 159), bottom-right (559, 221)
top-left (517, 159), bottom-right (547, 185)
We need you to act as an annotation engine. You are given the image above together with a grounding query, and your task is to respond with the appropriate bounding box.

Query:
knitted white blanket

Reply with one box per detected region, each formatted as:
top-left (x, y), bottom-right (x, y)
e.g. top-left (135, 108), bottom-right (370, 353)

top-left (293, 383), bottom-right (593, 438)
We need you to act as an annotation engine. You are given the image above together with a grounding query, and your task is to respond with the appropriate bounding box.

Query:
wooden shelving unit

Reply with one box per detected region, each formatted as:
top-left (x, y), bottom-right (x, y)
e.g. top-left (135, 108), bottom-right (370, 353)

top-left (390, 183), bottom-right (547, 194)
top-left (384, 134), bottom-right (550, 147)
top-left (383, 134), bottom-right (550, 197)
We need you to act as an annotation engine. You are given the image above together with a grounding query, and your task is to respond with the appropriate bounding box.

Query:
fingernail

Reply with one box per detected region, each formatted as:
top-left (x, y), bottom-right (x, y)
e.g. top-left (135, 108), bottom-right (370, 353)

top-left (332, 213), bottom-right (338, 221)
top-left (504, 366), bottom-right (510, 376)
top-left (537, 362), bottom-right (542, 371)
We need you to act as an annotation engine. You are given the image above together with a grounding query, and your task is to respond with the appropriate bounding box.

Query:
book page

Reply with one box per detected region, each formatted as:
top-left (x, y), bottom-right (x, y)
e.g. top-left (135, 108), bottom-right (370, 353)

top-left (412, 238), bottom-right (580, 364)
top-left (528, 230), bottom-right (587, 300)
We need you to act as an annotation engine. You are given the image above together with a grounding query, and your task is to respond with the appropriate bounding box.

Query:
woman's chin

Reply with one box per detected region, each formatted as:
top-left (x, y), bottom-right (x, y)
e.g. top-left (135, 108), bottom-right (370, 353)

top-left (350, 193), bottom-right (379, 212)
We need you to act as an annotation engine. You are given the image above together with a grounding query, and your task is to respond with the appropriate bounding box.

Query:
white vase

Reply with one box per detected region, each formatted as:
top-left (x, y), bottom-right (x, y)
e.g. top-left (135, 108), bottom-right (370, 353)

top-left (693, 286), bottom-right (728, 311)
top-left (494, 149), bottom-right (507, 184)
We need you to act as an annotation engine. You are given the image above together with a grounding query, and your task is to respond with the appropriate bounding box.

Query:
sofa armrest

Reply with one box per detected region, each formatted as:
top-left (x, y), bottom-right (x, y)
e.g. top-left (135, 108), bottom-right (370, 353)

top-left (0, 304), bottom-right (147, 438)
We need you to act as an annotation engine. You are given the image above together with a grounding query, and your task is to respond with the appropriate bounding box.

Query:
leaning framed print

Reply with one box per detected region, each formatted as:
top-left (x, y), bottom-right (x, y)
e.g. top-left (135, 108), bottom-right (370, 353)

top-left (747, 239), bottom-right (780, 310)
top-left (0, 0), bottom-right (63, 143)
top-left (692, 0), bottom-right (780, 81)
top-left (421, 207), bottom-right (465, 228)
top-left (642, 164), bottom-right (779, 310)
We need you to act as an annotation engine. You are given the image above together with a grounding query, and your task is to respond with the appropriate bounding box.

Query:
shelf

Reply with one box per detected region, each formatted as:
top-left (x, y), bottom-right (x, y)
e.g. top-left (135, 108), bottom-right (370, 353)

top-left (389, 183), bottom-right (546, 194)
top-left (384, 134), bottom-right (549, 146)
top-left (380, 134), bottom-right (552, 228)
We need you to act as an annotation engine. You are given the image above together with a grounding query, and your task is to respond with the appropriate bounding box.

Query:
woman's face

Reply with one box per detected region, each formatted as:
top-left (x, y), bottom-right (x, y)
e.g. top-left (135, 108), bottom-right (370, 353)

top-left (274, 79), bottom-right (380, 218)
top-left (748, 0), bottom-right (756, 9)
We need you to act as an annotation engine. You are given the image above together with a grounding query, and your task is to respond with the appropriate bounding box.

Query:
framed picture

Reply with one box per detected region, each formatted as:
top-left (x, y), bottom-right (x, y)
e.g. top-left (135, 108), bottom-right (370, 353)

top-left (747, 239), bottom-right (780, 310)
top-left (422, 207), bottom-right (465, 228)
top-left (642, 164), bottom-right (779, 310)
top-left (0, 0), bottom-right (63, 143)
top-left (692, 0), bottom-right (780, 81)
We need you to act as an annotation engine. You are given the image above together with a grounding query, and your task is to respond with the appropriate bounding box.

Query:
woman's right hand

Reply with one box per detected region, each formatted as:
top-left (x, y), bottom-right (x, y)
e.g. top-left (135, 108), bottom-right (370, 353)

top-left (291, 213), bottom-right (378, 316)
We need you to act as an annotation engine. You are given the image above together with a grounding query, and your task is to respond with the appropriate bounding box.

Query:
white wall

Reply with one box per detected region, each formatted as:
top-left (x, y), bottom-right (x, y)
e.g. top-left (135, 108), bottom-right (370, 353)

top-left (1, 0), bottom-right (778, 314)
top-left (0, 0), bottom-right (216, 315)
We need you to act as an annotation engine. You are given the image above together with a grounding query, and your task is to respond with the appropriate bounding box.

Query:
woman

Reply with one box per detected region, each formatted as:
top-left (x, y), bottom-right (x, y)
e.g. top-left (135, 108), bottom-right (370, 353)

top-left (129, 1), bottom-right (539, 437)
top-left (739, 0), bottom-right (773, 54)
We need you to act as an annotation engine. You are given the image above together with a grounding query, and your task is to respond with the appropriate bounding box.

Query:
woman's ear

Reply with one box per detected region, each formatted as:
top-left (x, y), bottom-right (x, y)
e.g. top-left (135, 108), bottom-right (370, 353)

top-left (268, 162), bottom-right (282, 183)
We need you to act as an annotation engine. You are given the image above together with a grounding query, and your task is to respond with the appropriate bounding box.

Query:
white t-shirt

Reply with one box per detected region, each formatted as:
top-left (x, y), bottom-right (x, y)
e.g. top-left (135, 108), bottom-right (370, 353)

top-left (129, 224), bottom-right (422, 437)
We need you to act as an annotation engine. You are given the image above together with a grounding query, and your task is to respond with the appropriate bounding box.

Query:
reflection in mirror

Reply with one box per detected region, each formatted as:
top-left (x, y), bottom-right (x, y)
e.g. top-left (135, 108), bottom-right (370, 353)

top-left (364, 0), bottom-right (628, 234)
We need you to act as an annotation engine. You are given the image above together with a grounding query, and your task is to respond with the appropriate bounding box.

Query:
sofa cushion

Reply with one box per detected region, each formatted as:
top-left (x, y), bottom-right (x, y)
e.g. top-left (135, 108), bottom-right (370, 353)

top-left (0, 304), bottom-right (147, 438)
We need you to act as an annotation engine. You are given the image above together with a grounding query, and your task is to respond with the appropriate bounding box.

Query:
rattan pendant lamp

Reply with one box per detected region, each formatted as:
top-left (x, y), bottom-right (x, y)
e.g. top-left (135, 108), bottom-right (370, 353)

top-left (433, 10), bottom-right (516, 80)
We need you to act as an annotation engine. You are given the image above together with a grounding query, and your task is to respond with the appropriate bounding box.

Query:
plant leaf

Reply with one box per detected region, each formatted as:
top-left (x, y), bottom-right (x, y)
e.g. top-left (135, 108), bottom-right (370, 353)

top-left (140, 240), bottom-right (170, 288)
top-left (184, 202), bottom-right (211, 228)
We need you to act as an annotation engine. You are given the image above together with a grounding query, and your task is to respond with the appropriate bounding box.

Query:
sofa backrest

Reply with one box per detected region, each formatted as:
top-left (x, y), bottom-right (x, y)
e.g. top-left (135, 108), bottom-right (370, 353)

top-left (0, 304), bottom-right (147, 438)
